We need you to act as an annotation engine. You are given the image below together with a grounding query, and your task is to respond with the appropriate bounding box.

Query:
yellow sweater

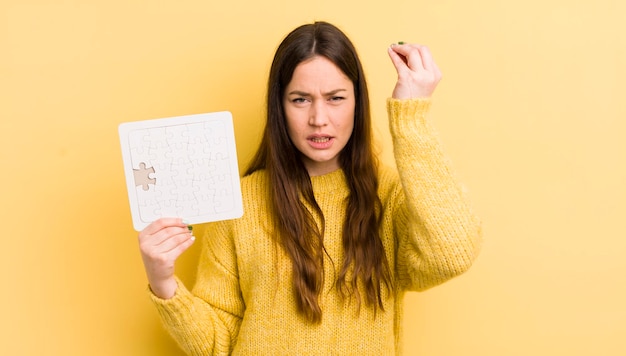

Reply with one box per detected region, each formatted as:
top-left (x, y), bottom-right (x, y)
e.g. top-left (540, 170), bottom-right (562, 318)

top-left (150, 98), bottom-right (482, 355)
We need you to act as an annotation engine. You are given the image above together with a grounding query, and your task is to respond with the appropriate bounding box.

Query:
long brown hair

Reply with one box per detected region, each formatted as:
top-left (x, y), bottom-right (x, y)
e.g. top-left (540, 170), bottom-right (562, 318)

top-left (245, 21), bottom-right (392, 323)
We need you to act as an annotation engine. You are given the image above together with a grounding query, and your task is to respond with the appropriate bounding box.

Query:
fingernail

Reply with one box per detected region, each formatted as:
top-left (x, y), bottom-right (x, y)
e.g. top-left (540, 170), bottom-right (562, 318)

top-left (190, 235), bottom-right (196, 241)
top-left (398, 41), bottom-right (405, 45)
top-left (188, 225), bottom-right (193, 231)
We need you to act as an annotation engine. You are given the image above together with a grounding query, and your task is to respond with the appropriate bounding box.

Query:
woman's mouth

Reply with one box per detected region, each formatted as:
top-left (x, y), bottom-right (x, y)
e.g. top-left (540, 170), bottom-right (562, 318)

top-left (310, 137), bottom-right (330, 143)
top-left (307, 135), bottom-right (334, 149)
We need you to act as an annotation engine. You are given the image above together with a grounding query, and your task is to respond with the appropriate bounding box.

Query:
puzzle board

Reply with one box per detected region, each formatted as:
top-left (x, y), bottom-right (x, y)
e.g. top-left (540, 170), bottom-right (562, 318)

top-left (118, 111), bottom-right (243, 231)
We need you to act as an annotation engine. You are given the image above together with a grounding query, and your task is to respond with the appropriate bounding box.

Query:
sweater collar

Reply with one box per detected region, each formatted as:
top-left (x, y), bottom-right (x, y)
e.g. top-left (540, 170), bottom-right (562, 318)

top-left (310, 169), bottom-right (348, 194)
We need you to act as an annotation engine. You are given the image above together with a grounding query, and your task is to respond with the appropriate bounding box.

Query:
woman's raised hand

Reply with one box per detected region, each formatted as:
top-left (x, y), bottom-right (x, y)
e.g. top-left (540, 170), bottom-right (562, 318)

top-left (138, 218), bottom-right (195, 299)
top-left (387, 43), bottom-right (442, 99)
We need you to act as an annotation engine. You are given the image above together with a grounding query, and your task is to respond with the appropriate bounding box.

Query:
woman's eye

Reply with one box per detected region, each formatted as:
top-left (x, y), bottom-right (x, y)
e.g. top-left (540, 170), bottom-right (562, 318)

top-left (292, 98), bottom-right (307, 103)
top-left (330, 96), bottom-right (345, 102)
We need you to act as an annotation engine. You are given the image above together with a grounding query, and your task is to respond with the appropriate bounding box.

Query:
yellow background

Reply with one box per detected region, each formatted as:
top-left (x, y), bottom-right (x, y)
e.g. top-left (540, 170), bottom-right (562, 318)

top-left (1, 0), bottom-right (625, 355)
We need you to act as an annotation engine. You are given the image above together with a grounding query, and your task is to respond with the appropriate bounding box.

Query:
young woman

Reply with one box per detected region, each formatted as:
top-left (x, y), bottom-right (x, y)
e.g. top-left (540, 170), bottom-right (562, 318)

top-left (138, 21), bottom-right (482, 355)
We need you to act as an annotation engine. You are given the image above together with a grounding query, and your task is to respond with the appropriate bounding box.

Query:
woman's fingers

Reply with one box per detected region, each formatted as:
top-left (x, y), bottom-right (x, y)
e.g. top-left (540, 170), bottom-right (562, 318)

top-left (415, 45), bottom-right (435, 72)
top-left (138, 218), bottom-right (195, 275)
top-left (142, 225), bottom-right (188, 246)
top-left (138, 219), bottom-right (196, 299)
top-left (388, 42), bottom-right (442, 99)
top-left (140, 217), bottom-right (187, 237)
top-left (390, 43), bottom-right (440, 74)
top-left (387, 45), bottom-right (410, 72)
top-left (152, 229), bottom-right (195, 256)
top-left (139, 218), bottom-right (189, 246)
top-left (389, 43), bottom-right (424, 71)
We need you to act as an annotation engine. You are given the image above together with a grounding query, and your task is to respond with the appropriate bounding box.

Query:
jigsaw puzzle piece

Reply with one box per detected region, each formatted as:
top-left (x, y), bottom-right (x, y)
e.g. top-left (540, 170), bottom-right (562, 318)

top-left (133, 162), bottom-right (156, 191)
top-left (128, 129), bottom-right (153, 169)
top-left (185, 122), bottom-right (209, 144)
top-left (166, 124), bottom-right (190, 151)
top-left (136, 185), bottom-right (160, 222)
top-left (204, 121), bottom-right (230, 158)
top-left (144, 126), bottom-right (171, 149)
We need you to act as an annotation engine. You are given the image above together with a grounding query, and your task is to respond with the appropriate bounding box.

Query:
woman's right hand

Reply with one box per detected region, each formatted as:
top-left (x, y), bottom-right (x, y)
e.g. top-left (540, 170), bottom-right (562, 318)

top-left (387, 43), bottom-right (442, 99)
top-left (138, 218), bottom-right (196, 299)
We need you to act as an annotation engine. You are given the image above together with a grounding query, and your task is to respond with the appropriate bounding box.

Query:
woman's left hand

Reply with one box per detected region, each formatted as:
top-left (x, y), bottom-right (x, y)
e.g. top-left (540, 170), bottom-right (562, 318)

top-left (387, 43), bottom-right (442, 99)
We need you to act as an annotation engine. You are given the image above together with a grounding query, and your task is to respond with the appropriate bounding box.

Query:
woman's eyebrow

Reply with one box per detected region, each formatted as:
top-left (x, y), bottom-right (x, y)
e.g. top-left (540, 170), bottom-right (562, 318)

top-left (286, 90), bottom-right (311, 97)
top-left (286, 88), bottom-right (348, 96)
top-left (324, 89), bottom-right (348, 96)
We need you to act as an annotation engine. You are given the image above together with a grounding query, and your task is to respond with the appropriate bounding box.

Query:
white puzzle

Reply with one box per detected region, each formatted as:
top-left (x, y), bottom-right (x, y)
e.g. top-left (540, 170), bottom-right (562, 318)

top-left (119, 111), bottom-right (243, 231)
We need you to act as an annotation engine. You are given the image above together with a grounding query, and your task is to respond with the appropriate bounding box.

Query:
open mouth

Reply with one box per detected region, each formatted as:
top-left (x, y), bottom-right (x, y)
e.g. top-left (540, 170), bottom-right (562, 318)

top-left (307, 135), bottom-right (334, 149)
top-left (310, 137), bottom-right (331, 143)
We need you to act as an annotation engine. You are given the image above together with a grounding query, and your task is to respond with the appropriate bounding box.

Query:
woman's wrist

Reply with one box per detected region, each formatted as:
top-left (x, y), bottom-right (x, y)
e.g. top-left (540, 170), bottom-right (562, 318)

top-left (148, 277), bottom-right (178, 300)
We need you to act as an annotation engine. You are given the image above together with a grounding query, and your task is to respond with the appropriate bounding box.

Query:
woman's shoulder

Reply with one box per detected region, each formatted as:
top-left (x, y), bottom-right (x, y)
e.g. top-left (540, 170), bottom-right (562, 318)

top-left (239, 169), bottom-right (270, 205)
top-left (241, 169), bottom-right (268, 188)
top-left (209, 170), bottom-right (270, 232)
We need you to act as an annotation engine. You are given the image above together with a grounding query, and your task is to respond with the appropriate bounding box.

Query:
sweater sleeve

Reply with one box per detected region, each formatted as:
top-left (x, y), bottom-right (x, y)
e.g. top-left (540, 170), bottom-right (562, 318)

top-left (149, 219), bottom-right (244, 355)
top-left (387, 97), bottom-right (482, 291)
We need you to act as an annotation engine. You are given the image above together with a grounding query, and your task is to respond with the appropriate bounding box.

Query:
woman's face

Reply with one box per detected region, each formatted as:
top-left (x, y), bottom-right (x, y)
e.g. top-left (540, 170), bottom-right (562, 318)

top-left (283, 56), bottom-right (355, 176)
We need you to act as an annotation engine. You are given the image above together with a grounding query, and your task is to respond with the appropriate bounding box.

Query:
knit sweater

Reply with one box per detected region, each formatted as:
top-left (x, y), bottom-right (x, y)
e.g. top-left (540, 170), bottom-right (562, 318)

top-left (150, 98), bottom-right (482, 355)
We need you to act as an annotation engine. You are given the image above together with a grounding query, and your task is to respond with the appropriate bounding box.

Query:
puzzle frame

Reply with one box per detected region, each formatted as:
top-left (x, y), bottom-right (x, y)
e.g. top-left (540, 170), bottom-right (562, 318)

top-left (119, 111), bottom-right (243, 231)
